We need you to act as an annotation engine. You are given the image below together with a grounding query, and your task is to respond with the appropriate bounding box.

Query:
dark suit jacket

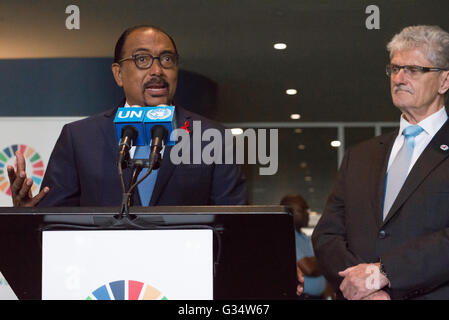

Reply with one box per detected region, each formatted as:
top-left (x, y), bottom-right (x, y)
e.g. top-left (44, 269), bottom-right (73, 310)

top-left (312, 113), bottom-right (449, 300)
top-left (38, 104), bottom-right (247, 207)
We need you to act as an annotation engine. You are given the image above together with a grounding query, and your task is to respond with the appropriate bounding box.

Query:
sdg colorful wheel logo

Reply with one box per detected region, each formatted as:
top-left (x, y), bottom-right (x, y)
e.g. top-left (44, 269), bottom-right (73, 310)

top-left (0, 145), bottom-right (45, 196)
top-left (87, 280), bottom-right (168, 300)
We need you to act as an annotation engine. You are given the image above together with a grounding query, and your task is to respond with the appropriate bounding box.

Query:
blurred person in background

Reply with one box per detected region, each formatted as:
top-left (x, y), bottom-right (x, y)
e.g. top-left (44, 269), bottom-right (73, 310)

top-left (281, 194), bottom-right (334, 299)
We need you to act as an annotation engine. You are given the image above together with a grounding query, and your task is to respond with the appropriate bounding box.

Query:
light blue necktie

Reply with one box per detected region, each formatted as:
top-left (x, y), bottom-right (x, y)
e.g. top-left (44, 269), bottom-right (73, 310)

top-left (383, 125), bottom-right (424, 220)
top-left (134, 145), bottom-right (159, 206)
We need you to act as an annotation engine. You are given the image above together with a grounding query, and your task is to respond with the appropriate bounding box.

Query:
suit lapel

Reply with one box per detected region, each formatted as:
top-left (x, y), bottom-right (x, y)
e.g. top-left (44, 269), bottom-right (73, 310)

top-left (382, 119), bottom-right (449, 225)
top-left (370, 131), bottom-right (397, 227)
top-left (101, 107), bottom-right (120, 160)
top-left (149, 106), bottom-right (192, 205)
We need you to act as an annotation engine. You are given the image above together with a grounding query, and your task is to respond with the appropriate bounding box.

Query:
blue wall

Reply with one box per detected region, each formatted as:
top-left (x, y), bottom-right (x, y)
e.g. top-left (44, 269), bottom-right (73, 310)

top-left (0, 58), bottom-right (217, 118)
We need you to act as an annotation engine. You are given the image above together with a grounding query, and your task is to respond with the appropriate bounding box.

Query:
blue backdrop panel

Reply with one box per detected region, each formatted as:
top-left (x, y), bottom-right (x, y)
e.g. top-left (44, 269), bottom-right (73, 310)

top-left (0, 58), bottom-right (217, 118)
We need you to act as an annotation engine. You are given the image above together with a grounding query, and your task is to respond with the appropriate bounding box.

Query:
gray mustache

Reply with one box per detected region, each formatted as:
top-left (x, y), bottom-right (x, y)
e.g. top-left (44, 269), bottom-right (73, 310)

top-left (393, 85), bottom-right (414, 94)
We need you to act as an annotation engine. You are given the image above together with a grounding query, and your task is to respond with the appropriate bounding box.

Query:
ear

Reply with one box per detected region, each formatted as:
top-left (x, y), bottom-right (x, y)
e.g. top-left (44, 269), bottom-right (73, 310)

top-left (111, 63), bottom-right (123, 87)
top-left (438, 70), bottom-right (449, 95)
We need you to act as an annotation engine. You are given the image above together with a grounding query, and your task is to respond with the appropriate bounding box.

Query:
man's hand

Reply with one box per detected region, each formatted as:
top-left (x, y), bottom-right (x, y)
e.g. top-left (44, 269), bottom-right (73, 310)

top-left (338, 263), bottom-right (389, 300)
top-left (7, 151), bottom-right (49, 207)
top-left (362, 290), bottom-right (391, 300)
top-left (297, 262), bottom-right (304, 296)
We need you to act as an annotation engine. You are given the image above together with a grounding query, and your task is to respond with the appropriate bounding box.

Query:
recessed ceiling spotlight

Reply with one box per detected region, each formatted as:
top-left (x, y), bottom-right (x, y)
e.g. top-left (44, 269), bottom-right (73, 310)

top-left (274, 43), bottom-right (287, 50)
top-left (290, 113), bottom-right (301, 120)
top-left (286, 89), bottom-right (297, 95)
top-left (331, 140), bottom-right (342, 148)
top-left (231, 128), bottom-right (244, 135)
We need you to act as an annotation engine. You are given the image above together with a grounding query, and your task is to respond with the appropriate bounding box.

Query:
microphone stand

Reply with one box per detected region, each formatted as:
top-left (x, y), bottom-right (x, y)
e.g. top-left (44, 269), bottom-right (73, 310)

top-left (118, 153), bottom-right (162, 219)
top-left (119, 159), bottom-right (148, 219)
top-left (126, 160), bottom-right (145, 207)
top-left (117, 125), bottom-right (167, 219)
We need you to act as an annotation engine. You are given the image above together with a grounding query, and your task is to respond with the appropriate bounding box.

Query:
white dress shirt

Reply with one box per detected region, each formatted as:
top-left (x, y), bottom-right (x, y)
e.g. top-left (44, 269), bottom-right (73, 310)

top-left (387, 106), bottom-right (448, 175)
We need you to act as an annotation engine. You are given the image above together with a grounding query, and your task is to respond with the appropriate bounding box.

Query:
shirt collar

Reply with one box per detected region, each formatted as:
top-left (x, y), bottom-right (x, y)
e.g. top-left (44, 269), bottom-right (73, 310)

top-left (399, 106), bottom-right (448, 137)
top-left (124, 101), bottom-right (139, 108)
top-left (124, 102), bottom-right (173, 108)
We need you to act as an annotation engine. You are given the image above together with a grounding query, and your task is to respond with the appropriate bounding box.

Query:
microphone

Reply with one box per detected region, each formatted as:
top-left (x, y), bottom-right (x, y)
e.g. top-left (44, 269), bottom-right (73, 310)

top-left (113, 106), bottom-right (146, 200)
top-left (124, 124), bottom-right (167, 210)
top-left (113, 106), bottom-right (147, 146)
top-left (117, 125), bottom-right (139, 169)
top-left (113, 105), bottom-right (176, 217)
top-left (113, 105), bottom-right (177, 147)
top-left (148, 125), bottom-right (168, 170)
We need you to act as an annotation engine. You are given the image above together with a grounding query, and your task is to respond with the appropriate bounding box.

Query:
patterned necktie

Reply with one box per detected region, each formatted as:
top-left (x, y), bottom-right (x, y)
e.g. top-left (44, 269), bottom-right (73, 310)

top-left (383, 125), bottom-right (424, 220)
top-left (134, 145), bottom-right (159, 206)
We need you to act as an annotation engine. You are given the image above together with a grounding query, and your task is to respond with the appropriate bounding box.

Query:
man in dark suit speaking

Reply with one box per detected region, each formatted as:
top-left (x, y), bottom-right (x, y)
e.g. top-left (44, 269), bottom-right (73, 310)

top-left (312, 25), bottom-right (449, 300)
top-left (7, 25), bottom-right (247, 207)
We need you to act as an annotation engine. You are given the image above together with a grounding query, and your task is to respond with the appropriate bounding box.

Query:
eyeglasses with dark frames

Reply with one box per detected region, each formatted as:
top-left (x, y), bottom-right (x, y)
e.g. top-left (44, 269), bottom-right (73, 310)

top-left (386, 64), bottom-right (449, 78)
top-left (118, 52), bottom-right (179, 69)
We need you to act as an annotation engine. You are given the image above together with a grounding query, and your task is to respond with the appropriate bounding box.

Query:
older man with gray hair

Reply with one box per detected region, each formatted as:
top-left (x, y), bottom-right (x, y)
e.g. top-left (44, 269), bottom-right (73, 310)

top-left (312, 25), bottom-right (449, 300)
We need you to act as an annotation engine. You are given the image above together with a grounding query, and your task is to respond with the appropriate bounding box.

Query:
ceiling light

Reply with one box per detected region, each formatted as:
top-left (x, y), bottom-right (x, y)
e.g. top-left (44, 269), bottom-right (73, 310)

top-left (231, 128), bottom-right (243, 135)
top-left (286, 89), bottom-right (297, 95)
top-left (274, 43), bottom-right (287, 50)
top-left (331, 140), bottom-right (342, 148)
top-left (290, 113), bottom-right (301, 120)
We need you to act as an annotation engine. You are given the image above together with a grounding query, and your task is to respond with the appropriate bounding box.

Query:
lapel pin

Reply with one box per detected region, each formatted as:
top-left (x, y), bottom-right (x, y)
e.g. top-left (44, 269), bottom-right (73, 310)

top-left (180, 121), bottom-right (191, 134)
top-left (440, 144), bottom-right (449, 151)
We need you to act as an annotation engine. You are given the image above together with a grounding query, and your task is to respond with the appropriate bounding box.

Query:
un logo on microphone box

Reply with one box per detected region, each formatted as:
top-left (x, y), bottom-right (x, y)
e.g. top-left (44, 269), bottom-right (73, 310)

top-left (114, 106), bottom-right (177, 146)
top-left (143, 106), bottom-right (176, 146)
top-left (114, 107), bottom-right (147, 146)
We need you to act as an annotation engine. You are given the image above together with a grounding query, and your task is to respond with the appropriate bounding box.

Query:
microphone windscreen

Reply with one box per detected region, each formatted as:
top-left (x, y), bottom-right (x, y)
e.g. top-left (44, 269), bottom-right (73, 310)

top-left (121, 125), bottom-right (139, 142)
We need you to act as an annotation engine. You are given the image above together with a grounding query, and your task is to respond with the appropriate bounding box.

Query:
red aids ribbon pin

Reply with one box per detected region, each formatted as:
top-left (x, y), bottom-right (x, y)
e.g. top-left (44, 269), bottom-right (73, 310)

top-left (180, 121), bottom-right (191, 133)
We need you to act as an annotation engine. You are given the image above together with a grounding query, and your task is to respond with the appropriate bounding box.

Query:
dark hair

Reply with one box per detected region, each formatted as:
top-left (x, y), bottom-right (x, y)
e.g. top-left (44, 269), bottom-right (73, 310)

top-left (280, 194), bottom-right (310, 231)
top-left (113, 25), bottom-right (178, 63)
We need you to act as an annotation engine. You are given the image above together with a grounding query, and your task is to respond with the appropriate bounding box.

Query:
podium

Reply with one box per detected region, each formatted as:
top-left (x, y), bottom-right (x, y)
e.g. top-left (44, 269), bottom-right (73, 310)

top-left (0, 206), bottom-right (297, 300)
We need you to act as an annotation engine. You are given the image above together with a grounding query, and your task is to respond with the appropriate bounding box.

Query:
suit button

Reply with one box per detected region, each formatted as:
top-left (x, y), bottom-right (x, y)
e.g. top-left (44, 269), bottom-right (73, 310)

top-left (378, 230), bottom-right (386, 239)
